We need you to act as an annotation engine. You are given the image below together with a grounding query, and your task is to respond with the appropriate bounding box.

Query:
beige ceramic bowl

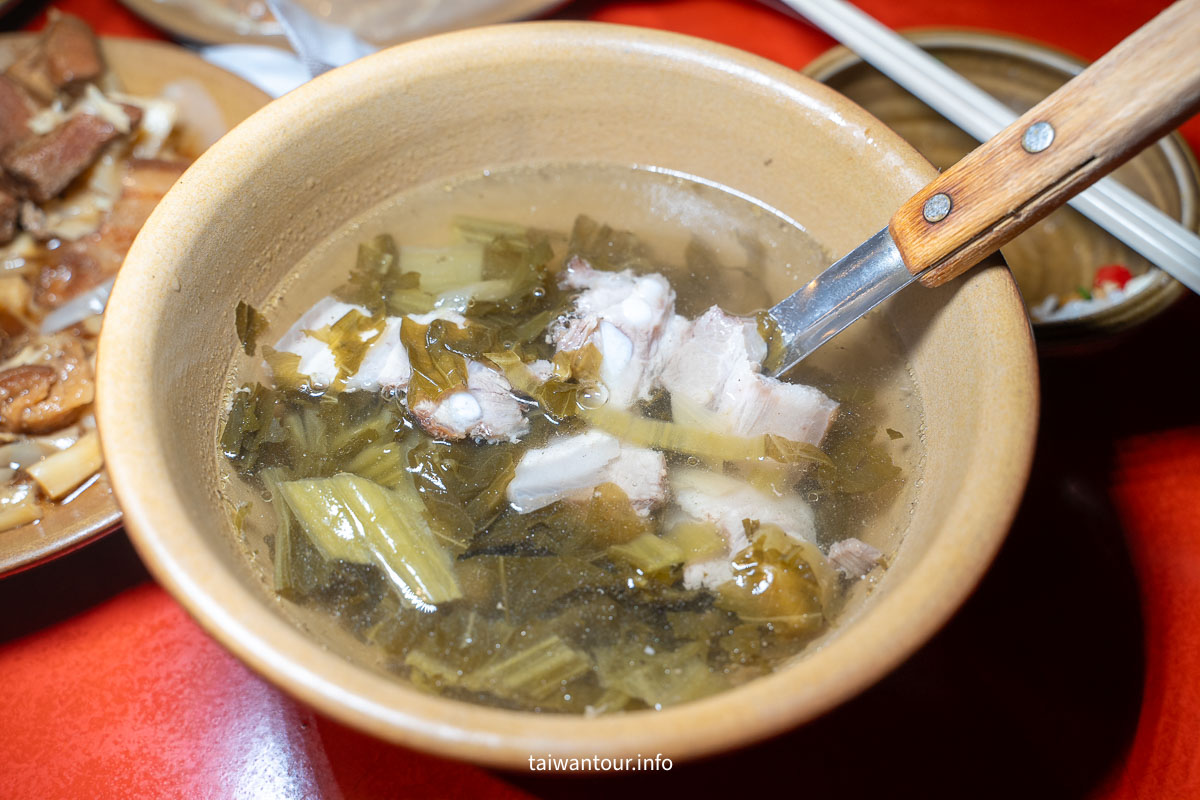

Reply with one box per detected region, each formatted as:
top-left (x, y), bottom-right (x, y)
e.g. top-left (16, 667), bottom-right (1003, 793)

top-left (0, 35), bottom-right (269, 576)
top-left (97, 23), bottom-right (1038, 766)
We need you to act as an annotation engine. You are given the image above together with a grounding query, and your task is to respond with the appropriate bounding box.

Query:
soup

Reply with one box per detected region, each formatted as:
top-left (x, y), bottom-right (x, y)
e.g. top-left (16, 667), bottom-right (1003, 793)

top-left (219, 163), bottom-right (923, 714)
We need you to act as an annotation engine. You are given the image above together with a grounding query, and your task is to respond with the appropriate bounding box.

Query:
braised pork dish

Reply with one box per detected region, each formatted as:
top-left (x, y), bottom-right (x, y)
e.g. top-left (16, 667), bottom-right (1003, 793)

top-left (1, 16), bottom-right (217, 530)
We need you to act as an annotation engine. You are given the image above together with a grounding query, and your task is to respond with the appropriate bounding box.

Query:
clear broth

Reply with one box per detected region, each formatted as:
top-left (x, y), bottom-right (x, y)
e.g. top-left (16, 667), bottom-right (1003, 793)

top-left (220, 163), bottom-right (925, 713)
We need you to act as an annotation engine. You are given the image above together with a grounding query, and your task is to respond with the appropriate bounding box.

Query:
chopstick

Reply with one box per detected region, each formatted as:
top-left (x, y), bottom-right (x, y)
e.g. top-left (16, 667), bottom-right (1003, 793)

top-left (775, 0), bottom-right (1200, 296)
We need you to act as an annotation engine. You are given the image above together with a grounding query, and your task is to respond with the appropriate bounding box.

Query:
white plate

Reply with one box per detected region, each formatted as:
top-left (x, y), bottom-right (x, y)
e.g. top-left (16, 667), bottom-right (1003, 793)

top-left (118, 0), bottom-right (566, 47)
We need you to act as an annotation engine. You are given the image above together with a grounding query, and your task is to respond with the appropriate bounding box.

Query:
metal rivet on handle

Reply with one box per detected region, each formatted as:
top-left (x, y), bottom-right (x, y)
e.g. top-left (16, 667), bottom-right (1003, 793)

top-left (923, 192), bottom-right (952, 223)
top-left (1022, 121), bottom-right (1055, 153)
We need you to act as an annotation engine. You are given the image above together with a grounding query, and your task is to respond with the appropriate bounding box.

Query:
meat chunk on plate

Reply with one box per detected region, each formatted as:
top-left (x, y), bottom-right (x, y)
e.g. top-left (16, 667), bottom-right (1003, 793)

top-left (0, 335), bottom-right (94, 434)
top-left (5, 14), bottom-right (103, 102)
top-left (0, 76), bottom-right (36, 155)
top-left (2, 113), bottom-right (123, 203)
top-left (35, 159), bottom-right (188, 307)
top-left (506, 430), bottom-right (667, 515)
top-left (42, 14), bottom-right (105, 93)
top-left (0, 188), bottom-right (17, 245)
top-left (410, 359), bottom-right (529, 444)
top-left (670, 468), bottom-right (816, 590)
top-left (550, 256), bottom-right (680, 409)
top-left (660, 306), bottom-right (838, 446)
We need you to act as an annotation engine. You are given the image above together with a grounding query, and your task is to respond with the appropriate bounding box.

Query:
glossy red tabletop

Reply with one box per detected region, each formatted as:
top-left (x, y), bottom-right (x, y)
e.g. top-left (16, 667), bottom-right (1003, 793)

top-left (2, 1), bottom-right (1199, 797)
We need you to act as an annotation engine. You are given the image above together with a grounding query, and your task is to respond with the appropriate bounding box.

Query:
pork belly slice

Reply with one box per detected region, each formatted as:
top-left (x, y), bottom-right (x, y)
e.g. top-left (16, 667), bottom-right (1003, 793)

top-left (550, 256), bottom-right (679, 409)
top-left (660, 306), bottom-right (838, 446)
top-left (270, 297), bottom-right (411, 392)
top-left (270, 304), bottom-right (477, 394)
top-left (270, 301), bottom-right (527, 441)
top-left (411, 359), bottom-right (529, 444)
top-left (34, 158), bottom-right (188, 307)
top-left (345, 315), bottom-right (409, 392)
top-left (671, 468), bottom-right (816, 590)
top-left (506, 430), bottom-right (667, 515)
top-left (828, 537), bottom-right (883, 580)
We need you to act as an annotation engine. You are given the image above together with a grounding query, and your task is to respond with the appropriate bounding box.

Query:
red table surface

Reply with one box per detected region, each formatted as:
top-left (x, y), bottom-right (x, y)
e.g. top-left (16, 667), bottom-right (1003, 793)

top-left (2, 0), bottom-right (1198, 797)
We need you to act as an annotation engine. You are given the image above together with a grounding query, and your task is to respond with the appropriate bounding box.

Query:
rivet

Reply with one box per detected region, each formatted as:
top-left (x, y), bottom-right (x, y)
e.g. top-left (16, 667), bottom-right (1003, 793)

top-left (1022, 121), bottom-right (1055, 153)
top-left (923, 193), bottom-right (952, 223)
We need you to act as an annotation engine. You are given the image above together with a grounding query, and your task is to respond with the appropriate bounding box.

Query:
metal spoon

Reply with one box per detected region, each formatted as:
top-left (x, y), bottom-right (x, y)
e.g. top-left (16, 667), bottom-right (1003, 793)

top-left (264, 0), bottom-right (376, 77)
top-left (764, 0), bottom-right (1200, 375)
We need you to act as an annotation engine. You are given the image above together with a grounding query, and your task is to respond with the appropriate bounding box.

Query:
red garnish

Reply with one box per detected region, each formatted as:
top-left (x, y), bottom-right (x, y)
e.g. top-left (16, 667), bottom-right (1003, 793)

top-left (1094, 264), bottom-right (1132, 289)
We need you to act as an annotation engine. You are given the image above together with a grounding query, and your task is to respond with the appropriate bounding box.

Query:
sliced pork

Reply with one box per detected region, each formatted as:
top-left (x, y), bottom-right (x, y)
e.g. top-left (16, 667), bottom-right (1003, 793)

top-left (272, 298), bottom-right (390, 390)
top-left (550, 256), bottom-right (679, 409)
top-left (671, 468), bottom-right (816, 590)
top-left (271, 304), bottom-right (479, 394)
top-left (506, 430), bottom-right (667, 515)
top-left (411, 359), bottom-right (529, 444)
top-left (271, 300), bottom-right (530, 442)
top-left (344, 315), bottom-right (409, 393)
top-left (660, 306), bottom-right (838, 446)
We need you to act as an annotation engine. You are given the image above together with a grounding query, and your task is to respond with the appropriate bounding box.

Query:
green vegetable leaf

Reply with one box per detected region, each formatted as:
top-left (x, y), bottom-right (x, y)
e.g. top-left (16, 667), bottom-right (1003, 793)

top-left (608, 533), bottom-right (685, 575)
top-left (461, 635), bottom-right (591, 702)
top-left (304, 308), bottom-right (385, 391)
top-left (220, 383), bottom-right (282, 475)
top-left (277, 473), bottom-right (463, 609)
top-left (594, 641), bottom-right (727, 708)
top-left (235, 300), bottom-right (268, 356)
top-left (567, 214), bottom-right (655, 272)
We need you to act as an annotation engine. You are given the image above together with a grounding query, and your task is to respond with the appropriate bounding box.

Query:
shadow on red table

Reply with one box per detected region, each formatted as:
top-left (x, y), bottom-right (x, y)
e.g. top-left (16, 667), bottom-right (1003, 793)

top-left (0, 528), bottom-right (149, 642)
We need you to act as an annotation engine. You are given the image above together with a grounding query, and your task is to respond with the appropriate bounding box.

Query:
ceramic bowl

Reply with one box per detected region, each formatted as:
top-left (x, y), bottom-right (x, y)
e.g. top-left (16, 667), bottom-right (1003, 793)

top-left (96, 22), bottom-right (1038, 766)
top-left (0, 35), bottom-right (269, 576)
top-left (805, 29), bottom-right (1200, 350)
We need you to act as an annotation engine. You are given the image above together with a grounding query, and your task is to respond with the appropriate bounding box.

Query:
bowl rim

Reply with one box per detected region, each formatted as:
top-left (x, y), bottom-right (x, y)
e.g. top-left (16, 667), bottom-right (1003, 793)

top-left (98, 21), bottom-right (1039, 766)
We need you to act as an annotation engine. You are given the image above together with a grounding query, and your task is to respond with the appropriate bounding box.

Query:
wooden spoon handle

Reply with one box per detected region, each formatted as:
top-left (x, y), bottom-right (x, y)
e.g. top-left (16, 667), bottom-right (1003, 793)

top-left (889, 0), bottom-right (1200, 287)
